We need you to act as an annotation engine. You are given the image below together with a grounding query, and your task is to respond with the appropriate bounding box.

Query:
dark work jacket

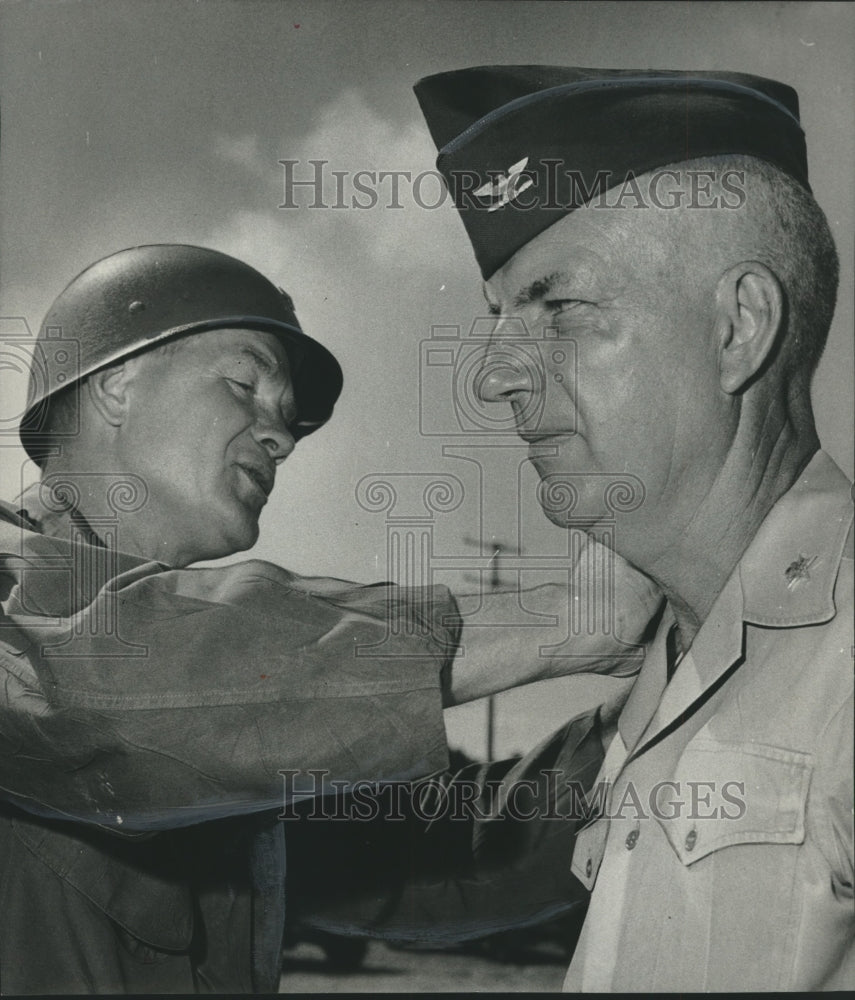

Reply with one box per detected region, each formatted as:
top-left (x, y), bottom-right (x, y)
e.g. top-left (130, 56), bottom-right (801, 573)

top-left (0, 489), bottom-right (458, 994)
top-left (0, 707), bottom-right (606, 994)
top-left (0, 484), bottom-right (604, 993)
top-left (0, 808), bottom-right (268, 993)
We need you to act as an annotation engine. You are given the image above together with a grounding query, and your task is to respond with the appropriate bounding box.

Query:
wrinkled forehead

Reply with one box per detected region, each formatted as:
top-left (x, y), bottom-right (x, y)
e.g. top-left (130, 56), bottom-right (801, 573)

top-left (168, 326), bottom-right (296, 381)
top-left (486, 198), bottom-right (676, 298)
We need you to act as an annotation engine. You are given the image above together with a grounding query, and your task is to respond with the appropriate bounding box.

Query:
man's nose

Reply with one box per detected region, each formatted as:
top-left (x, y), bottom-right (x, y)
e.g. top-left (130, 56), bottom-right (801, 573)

top-left (476, 324), bottom-right (538, 403)
top-left (254, 408), bottom-right (296, 463)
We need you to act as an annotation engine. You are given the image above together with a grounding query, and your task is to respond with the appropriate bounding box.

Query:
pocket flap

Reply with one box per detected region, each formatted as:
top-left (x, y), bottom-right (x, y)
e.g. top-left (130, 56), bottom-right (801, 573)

top-left (653, 738), bottom-right (812, 865)
top-left (12, 815), bottom-right (193, 951)
top-left (570, 818), bottom-right (609, 889)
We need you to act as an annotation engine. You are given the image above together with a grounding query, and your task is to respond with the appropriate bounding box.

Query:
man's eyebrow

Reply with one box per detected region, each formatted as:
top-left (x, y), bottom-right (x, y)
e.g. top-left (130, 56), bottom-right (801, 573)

top-left (482, 271), bottom-right (574, 314)
top-left (234, 345), bottom-right (281, 375)
top-left (512, 271), bottom-right (570, 309)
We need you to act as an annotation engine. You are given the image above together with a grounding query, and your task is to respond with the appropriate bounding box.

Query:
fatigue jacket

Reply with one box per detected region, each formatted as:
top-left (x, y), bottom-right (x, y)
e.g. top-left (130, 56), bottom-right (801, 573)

top-left (0, 484), bottom-right (458, 993)
top-left (565, 451), bottom-right (854, 991)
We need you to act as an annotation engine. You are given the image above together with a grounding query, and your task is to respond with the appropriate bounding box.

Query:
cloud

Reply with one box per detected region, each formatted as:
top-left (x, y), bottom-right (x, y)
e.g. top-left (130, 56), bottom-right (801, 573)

top-left (205, 88), bottom-right (464, 280)
top-left (212, 133), bottom-right (268, 177)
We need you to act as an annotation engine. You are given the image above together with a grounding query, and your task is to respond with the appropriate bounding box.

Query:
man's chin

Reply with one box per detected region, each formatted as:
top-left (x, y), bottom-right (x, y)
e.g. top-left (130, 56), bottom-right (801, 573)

top-left (230, 516), bottom-right (260, 555)
top-left (538, 502), bottom-right (614, 537)
top-left (202, 511), bottom-right (260, 563)
top-left (532, 462), bottom-right (647, 536)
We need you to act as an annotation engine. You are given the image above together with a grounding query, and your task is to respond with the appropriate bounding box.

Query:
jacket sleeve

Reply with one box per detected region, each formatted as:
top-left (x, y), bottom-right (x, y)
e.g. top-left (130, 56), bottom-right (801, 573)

top-left (284, 706), bottom-right (605, 943)
top-left (0, 518), bottom-right (457, 831)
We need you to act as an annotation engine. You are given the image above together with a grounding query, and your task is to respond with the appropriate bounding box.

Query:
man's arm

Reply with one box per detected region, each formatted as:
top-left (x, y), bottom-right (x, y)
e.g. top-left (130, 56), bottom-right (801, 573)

top-left (445, 536), bottom-right (660, 705)
top-left (1, 515), bottom-right (653, 832)
top-left (0, 529), bottom-right (457, 830)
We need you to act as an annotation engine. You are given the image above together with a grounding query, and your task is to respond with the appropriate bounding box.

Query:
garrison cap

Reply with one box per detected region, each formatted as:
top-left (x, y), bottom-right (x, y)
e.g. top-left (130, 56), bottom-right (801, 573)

top-left (414, 65), bottom-right (810, 278)
top-left (20, 244), bottom-right (343, 462)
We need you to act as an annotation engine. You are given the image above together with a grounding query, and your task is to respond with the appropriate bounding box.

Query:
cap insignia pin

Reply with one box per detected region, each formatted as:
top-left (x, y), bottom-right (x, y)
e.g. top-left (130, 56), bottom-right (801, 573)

top-left (475, 156), bottom-right (534, 212)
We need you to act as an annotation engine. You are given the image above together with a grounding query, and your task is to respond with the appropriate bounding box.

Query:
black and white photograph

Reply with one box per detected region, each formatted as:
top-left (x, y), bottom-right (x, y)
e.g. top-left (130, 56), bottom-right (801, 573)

top-left (0, 1), bottom-right (852, 993)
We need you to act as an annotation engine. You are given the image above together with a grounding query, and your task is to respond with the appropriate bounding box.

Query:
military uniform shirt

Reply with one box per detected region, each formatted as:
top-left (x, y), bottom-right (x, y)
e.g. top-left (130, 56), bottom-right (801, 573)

top-left (564, 450), bottom-right (854, 992)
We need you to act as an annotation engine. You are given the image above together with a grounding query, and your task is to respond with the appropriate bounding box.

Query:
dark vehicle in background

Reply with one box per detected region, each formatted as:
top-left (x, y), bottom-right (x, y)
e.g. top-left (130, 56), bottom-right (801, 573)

top-left (281, 746), bottom-right (586, 973)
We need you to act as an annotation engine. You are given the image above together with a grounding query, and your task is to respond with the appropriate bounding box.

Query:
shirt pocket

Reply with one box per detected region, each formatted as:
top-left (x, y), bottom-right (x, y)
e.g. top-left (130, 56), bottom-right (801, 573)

top-left (653, 737), bottom-right (812, 865)
top-left (651, 736), bottom-right (813, 990)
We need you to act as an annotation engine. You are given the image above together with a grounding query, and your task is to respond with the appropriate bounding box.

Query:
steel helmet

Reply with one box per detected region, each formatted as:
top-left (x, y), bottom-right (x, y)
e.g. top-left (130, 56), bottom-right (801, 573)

top-left (19, 244), bottom-right (343, 462)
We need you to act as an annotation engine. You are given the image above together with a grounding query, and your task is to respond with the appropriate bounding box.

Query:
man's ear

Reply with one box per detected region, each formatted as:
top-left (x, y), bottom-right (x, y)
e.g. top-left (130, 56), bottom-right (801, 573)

top-left (86, 362), bottom-right (134, 427)
top-left (714, 261), bottom-right (784, 394)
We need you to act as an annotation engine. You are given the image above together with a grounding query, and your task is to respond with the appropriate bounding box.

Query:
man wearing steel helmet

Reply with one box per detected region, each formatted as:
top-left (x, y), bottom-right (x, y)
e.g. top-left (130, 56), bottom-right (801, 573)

top-left (19, 245), bottom-right (344, 567)
top-left (406, 66), bottom-right (854, 991)
top-left (0, 244), bottom-right (659, 992)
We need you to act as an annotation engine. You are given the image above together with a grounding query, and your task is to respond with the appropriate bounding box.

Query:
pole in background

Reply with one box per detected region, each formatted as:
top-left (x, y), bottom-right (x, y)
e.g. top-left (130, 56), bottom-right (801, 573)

top-left (462, 534), bottom-right (520, 761)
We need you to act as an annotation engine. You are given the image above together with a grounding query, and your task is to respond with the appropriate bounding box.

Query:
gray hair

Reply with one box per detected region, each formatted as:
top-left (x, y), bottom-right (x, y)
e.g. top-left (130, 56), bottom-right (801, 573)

top-left (674, 154), bottom-right (839, 381)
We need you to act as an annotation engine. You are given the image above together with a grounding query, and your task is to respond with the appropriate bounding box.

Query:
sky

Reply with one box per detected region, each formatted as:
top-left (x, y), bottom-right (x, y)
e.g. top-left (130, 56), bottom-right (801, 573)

top-left (1, 0), bottom-right (852, 756)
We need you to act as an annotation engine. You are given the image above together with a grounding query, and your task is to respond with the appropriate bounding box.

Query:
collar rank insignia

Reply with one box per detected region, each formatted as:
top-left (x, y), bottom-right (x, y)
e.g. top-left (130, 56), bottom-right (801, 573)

top-left (785, 553), bottom-right (818, 589)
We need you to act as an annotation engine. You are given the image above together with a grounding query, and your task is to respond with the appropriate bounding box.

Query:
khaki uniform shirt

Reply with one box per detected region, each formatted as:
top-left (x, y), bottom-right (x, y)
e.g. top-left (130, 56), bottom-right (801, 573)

top-left (565, 451), bottom-right (854, 991)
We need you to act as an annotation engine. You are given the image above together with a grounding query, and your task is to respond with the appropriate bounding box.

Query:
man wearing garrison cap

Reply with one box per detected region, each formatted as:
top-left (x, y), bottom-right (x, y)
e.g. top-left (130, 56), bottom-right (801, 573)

top-left (0, 244), bottom-right (660, 993)
top-left (413, 66), bottom-right (853, 991)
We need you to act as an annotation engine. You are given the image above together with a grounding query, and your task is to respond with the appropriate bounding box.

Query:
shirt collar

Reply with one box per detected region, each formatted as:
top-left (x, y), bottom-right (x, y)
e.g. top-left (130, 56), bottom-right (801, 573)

top-left (685, 449), bottom-right (851, 688)
top-left (16, 480), bottom-right (106, 548)
top-left (738, 450), bottom-right (853, 628)
top-left (626, 450), bottom-right (852, 738)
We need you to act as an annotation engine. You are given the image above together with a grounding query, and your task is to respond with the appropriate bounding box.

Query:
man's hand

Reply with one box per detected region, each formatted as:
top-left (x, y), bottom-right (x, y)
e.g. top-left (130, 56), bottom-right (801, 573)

top-left (444, 535), bottom-right (661, 706)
